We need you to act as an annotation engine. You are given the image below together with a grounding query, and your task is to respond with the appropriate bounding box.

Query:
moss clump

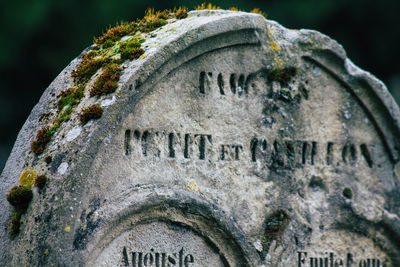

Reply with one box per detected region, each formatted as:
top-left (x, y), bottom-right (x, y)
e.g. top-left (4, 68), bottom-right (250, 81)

top-left (55, 86), bottom-right (86, 124)
top-left (264, 210), bottom-right (289, 248)
top-left (10, 208), bottom-right (25, 239)
top-left (90, 63), bottom-right (121, 96)
top-left (6, 185), bottom-right (33, 209)
top-left (174, 7), bottom-right (188, 19)
top-left (138, 8), bottom-right (168, 32)
top-left (57, 86), bottom-right (85, 111)
top-left (250, 8), bottom-right (267, 18)
top-left (44, 155), bottom-right (52, 164)
top-left (47, 124), bottom-right (58, 136)
top-left (34, 175), bottom-right (47, 190)
top-left (31, 127), bottom-right (52, 155)
top-left (102, 39), bottom-right (116, 49)
top-left (57, 105), bottom-right (72, 124)
top-left (120, 37), bottom-right (145, 61)
top-left (228, 7), bottom-right (240, 11)
top-left (93, 7), bottom-right (180, 47)
top-left (72, 56), bottom-right (107, 85)
top-left (79, 105), bottom-right (103, 124)
top-left (156, 9), bottom-right (170, 20)
top-left (195, 3), bottom-right (221, 10)
top-left (343, 187), bottom-right (353, 199)
top-left (94, 21), bottom-right (137, 45)
top-left (121, 47), bottom-right (144, 61)
top-left (6, 185), bottom-right (33, 239)
top-left (140, 17), bottom-right (167, 32)
top-left (268, 67), bottom-right (297, 85)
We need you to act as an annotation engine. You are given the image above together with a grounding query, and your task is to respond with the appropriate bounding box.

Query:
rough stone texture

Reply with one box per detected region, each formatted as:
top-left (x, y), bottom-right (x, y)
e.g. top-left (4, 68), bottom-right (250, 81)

top-left (1, 10), bottom-right (400, 266)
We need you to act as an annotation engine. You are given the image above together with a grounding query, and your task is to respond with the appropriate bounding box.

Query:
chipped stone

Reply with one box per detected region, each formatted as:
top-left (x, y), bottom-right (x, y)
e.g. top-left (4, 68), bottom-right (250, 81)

top-left (253, 240), bottom-right (263, 252)
top-left (65, 126), bottom-right (82, 143)
top-left (101, 96), bottom-right (116, 107)
top-left (57, 162), bottom-right (68, 175)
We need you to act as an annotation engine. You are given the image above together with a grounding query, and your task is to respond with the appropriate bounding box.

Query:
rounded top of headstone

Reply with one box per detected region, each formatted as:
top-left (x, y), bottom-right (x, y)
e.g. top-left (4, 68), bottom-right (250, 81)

top-left (1, 7), bottom-right (400, 266)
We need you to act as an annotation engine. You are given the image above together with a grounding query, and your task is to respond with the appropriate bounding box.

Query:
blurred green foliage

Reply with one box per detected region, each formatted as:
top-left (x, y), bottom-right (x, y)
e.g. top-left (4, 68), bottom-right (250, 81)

top-left (0, 0), bottom-right (399, 170)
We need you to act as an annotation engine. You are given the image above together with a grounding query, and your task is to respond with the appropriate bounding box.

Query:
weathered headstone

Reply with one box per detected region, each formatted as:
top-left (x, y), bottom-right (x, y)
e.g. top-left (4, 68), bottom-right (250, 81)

top-left (1, 9), bottom-right (400, 266)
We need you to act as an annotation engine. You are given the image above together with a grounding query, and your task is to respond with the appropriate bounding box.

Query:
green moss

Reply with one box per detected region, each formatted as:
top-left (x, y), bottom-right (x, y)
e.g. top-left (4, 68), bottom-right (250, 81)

top-left (156, 9), bottom-right (170, 20)
top-left (82, 50), bottom-right (99, 61)
top-left (93, 8), bottom-right (172, 48)
top-left (139, 17), bottom-right (167, 32)
top-left (44, 155), bottom-right (52, 164)
top-left (268, 67), bottom-right (297, 85)
top-left (79, 105), bottom-right (103, 124)
top-left (57, 105), bottom-right (72, 124)
top-left (264, 210), bottom-right (289, 249)
top-left (174, 7), bottom-right (188, 19)
top-left (32, 6), bottom-right (196, 157)
top-left (72, 56), bottom-right (107, 85)
top-left (34, 175), bottom-right (47, 190)
top-left (120, 36), bottom-right (145, 60)
top-left (33, 83), bottom-right (84, 156)
top-left (10, 208), bottom-right (25, 240)
top-left (195, 3), bottom-right (221, 10)
top-left (138, 8), bottom-right (168, 32)
top-left (90, 63), bottom-right (121, 96)
top-left (250, 8), bottom-right (267, 18)
top-left (31, 127), bottom-right (52, 155)
top-left (102, 39), bottom-right (116, 49)
top-left (57, 86), bottom-right (85, 111)
top-left (47, 124), bottom-right (58, 136)
top-left (94, 21), bottom-right (137, 45)
top-left (7, 185), bottom-right (31, 239)
top-left (343, 187), bottom-right (353, 199)
top-left (6, 185), bottom-right (33, 209)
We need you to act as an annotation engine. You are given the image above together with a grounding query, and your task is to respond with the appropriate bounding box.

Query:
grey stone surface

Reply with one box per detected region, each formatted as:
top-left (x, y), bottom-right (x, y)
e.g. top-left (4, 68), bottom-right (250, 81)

top-left (1, 9), bottom-right (400, 266)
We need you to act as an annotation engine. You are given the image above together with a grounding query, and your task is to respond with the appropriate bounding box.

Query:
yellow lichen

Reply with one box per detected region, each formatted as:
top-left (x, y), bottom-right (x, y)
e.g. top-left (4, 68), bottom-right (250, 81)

top-left (274, 58), bottom-right (284, 69)
top-left (186, 178), bottom-right (199, 192)
top-left (271, 41), bottom-right (281, 51)
top-left (64, 225), bottom-right (71, 233)
top-left (19, 169), bottom-right (35, 186)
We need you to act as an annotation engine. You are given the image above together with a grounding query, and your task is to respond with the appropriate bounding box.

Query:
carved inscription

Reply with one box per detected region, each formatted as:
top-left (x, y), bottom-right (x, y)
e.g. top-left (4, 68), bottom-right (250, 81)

top-left (124, 129), bottom-right (375, 168)
top-left (198, 69), bottom-right (307, 106)
top-left (199, 71), bottom-right (248, 97)
top-left (122, 247), bottom-right (194, 267)
top-left (297, 251), bottom-right (389, 267)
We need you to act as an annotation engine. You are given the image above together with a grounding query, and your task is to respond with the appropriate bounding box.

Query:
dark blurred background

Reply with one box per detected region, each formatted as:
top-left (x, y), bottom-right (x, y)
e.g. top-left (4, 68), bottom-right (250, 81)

top-left (1, 0), bottom-right (399, 171)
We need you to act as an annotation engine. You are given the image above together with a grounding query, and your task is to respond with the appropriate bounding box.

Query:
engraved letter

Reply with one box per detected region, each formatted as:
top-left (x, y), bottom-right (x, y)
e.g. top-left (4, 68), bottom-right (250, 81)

top-left (122, 247), bottom-right (129, 267)
top-left (124, 130), bottom-right (131, 156)
top-left (360, 144), bottom-right (373, 168)
top-left (184, 254), bottom-right (194, 267)
top-left (199, 71), bottom-right (206, 94)
top-left (298, 251), bottom-right (307, 267)
top-left (217, 73), bottom-right (225, 95)
top-left (194, 134), bottom-right (212, 160)
top-left (346, 253), bottom-right (354, 267)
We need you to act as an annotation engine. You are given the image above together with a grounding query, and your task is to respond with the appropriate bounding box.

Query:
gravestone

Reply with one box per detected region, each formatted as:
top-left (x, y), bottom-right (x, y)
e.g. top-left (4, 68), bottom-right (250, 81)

top-left (1, 9), bottom-right (400, 267)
